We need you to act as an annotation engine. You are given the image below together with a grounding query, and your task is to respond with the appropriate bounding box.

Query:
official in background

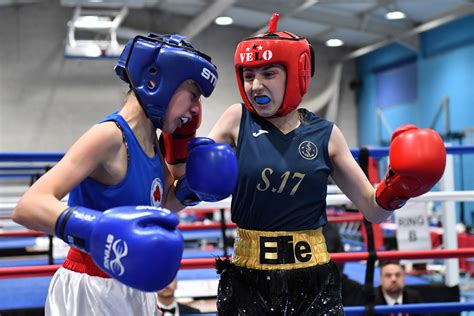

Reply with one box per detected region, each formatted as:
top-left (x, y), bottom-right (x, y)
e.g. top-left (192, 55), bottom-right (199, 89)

top-left (375, 260), bottom-right (423, 316)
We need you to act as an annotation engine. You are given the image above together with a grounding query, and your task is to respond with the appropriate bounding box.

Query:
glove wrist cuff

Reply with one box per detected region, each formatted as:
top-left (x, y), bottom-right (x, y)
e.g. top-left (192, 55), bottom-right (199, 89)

top-left (55, 207), bottom-right (78, 240)
top-left (375, 185), bottom-right (407, 211)
top-left (55, 206), bottom-right (99, 252)
top-left (174, 177), bottom-right (201, 206)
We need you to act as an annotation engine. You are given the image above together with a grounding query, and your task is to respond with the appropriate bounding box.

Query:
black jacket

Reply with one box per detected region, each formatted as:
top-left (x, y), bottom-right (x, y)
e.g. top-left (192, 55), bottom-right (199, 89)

top-left (374, 286), bottom-right (423, 316)
top-left (178, 302), bottom-right (201, 315)
top-left (159, 302), bottom-right (201, 315)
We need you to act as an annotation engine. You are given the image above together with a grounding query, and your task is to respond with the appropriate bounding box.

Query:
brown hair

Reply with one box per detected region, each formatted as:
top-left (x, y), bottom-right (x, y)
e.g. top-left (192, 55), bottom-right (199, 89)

top-left (379, 260), bottom-right (402, 272)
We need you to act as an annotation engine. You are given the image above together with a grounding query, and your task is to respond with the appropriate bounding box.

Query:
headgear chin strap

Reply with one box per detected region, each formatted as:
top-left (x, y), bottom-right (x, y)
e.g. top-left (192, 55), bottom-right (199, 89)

top-left (115, 33), bottom-right (218, 129)
top-left (234, 13), bottom-right (314, 117)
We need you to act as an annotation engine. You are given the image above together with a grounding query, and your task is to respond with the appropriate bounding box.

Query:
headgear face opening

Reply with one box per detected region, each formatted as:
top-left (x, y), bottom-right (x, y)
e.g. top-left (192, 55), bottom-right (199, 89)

top-left (115, 33), bottom-right (218, 129)
top-left (234, 13), bottom-right (314, 117)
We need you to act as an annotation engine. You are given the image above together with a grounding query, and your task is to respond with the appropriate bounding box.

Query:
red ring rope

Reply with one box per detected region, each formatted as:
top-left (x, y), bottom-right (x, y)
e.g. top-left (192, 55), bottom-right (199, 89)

top-left (0, 248), bottom-right (472, 279)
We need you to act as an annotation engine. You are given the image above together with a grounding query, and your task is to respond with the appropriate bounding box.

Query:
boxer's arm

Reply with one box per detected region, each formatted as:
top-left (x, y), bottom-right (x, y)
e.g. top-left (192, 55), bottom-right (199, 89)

top-left (160, 153), bottom-right (185, 212)
top-left (207, 103), bottom-right (242, 147)
top-left (329, 125), bottom-right (392, 223)
top-left (12, 123), bottom-right (124, 234)
top-left (163, 103), bottom-right (241, 210)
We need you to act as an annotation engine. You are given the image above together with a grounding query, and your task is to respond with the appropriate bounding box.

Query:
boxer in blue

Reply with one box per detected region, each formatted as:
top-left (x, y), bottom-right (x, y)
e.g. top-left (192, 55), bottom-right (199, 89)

top-left (208, 13), bottom-right (446, 315)
top-left (13, 33), bottom-right (237, 315)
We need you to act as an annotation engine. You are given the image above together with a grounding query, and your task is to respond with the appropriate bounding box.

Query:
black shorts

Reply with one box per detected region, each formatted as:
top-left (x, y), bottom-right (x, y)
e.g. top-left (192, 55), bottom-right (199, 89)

top-left (216, 258), bottom-right (344, 315)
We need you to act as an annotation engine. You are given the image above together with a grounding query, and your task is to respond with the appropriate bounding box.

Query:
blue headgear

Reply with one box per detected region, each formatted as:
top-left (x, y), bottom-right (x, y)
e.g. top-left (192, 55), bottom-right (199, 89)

top-left (114, 33), bottom-right (218, 129)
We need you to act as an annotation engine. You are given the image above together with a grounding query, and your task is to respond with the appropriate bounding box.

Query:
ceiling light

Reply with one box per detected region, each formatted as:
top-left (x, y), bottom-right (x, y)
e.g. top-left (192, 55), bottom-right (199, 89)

top-left (385, 10), bottom-right (406, 20)
top-left (75, 16), bottom-right (113, 28)
top-left (326, 38), bottom-right (344, 47)
top-left (215, 16), bottom-right (233, 26)
top-left (65, 42), bottom-right (102, 58)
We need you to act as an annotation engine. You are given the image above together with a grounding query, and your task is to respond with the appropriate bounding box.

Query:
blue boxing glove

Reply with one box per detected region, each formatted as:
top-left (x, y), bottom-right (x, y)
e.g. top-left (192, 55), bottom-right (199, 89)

top-left (175, 137), bottom-right (238, 206)
top-left (55, 205), bottom-right (183, 292)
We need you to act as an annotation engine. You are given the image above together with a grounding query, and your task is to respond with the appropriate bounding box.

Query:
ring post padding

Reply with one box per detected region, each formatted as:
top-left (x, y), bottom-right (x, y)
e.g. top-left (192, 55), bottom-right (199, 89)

top-left (440, 144), bottom-right (459, 286)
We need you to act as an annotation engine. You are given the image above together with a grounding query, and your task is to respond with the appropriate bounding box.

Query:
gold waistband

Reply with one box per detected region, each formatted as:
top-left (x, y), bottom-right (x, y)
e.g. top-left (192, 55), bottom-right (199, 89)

top-left (232, 227), bottom-right (330, 270)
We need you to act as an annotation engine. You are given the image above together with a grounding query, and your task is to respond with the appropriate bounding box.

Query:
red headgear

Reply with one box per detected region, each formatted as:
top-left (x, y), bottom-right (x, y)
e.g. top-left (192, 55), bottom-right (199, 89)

top-left (234, 13), bottom-right (315, 116)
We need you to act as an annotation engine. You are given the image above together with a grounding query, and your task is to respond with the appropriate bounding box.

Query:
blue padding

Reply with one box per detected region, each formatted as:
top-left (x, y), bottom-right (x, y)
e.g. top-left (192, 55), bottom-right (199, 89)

top-left (182, 229), bottom-right (224, 240)
top-left (0, 277), bottom-right (51, 310)
top-left (177, 268), bottom-right (219, 281)
top-left (381, 228), bottom-right (396, 236)
top-left (0, 166), bottom-right (47, 170)
top-left (0, 237), bottom-right (37, 249)
top-left (0, 174), bottom-right (37, 178)
top-left (0, 258), bottom-right (64, 267)
top-left (183, 248), bottom-right (233, 259)
top-left (344, 302), bottom-right (474, 315)
top-left (0, 153), bottom-right (63, 162)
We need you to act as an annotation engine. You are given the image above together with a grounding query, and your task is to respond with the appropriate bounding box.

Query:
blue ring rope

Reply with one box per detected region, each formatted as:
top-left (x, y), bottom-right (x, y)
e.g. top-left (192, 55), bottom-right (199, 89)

top-left (1, 145), bottom-right (473, 162)
top-left (345, 302), bottom-right (474, 315)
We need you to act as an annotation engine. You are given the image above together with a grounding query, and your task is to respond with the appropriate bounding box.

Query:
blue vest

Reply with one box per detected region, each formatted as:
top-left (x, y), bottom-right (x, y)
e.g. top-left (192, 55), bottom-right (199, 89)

top-left (68, 113), bottom-right (165, 211)
top-left (231, 105), bottom-right (334, 231)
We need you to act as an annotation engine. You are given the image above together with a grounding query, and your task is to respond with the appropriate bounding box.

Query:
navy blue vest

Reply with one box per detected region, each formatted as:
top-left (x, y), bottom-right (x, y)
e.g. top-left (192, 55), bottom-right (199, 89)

top-left (231, 105), bottom-right (334, 231)
top-left (68, 113), bottom-right (165, 211)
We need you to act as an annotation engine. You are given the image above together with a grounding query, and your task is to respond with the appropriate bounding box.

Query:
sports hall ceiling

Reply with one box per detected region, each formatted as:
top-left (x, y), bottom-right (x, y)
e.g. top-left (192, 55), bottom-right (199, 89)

top-left (2, 0), bottom-right (474, 59)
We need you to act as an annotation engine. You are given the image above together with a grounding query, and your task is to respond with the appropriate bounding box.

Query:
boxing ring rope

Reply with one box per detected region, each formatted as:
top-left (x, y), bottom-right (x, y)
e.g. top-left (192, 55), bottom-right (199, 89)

top-left (1, 145), bottom-right (473, 162)
top-left (351, 144), bottom-right (474, 158)
top-left (1, 248), bottom-right (473, 279)
top-left (0, 213), bottom-right (365, 237)
top-left (0, 230), bottom-right (46, 237)
top-left (1, 190), bottom-right (473, 218)
top-left (344, 302), bottom-right (474, 315)
top-left (326, 190), bottom-right (474, 205)
top-left (0, 153), bottom-right (63, 162)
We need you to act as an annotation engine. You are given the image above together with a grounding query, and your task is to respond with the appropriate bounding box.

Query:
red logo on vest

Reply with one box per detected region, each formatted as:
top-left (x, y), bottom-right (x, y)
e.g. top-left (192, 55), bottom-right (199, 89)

top-left (150, 178), bottom-right (163, 206)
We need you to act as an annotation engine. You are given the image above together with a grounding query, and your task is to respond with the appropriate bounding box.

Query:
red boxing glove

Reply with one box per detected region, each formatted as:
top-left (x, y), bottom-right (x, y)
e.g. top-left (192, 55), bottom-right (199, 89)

top-left (376, 124), bottom-right (446, 210)
top-left (160, 102), bottom-right (202, 164)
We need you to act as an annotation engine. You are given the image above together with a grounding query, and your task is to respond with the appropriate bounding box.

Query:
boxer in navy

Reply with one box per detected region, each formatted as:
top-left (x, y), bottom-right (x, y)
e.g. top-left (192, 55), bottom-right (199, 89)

top-left (208, 13), bottom-right (445, 315)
